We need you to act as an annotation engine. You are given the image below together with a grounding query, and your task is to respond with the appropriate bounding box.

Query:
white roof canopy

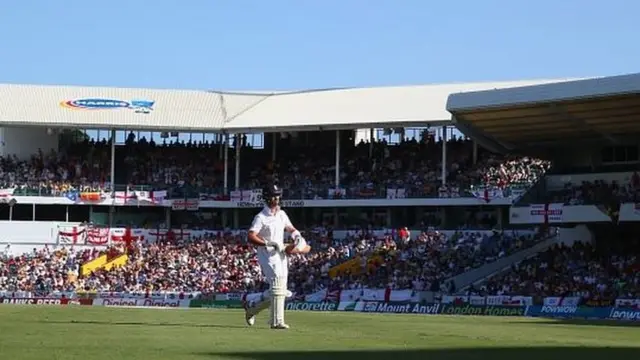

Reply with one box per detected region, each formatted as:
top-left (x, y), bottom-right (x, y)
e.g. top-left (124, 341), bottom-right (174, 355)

top-left (0, 78), bottom-right (579, 132)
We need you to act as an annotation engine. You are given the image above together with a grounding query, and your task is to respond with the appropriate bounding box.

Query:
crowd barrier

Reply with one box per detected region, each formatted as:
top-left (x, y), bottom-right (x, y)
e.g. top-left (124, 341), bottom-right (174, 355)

top-left (1, 296), bottom-right (638, 321)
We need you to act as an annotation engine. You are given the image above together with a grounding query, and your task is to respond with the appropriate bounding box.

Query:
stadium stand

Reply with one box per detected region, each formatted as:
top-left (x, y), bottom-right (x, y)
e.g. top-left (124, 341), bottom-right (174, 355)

top-left (1, 74), bottom-right (640, 312)
top-left (1, 136), bottom-right (548, 200)
top-left (0, 228), bottom-right (544, 295)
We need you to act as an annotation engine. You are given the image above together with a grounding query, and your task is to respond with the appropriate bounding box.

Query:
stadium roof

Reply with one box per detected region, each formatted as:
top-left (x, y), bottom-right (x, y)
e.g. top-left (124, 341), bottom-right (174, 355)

top-left (447, 73), bottom-right (640, 152)
top-left (0, 79), bottom-right (574, 133)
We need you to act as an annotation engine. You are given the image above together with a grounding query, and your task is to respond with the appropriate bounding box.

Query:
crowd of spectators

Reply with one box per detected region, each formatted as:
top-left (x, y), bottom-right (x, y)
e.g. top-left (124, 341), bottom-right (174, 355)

top-left (546, 173), bottom-right (640, 205)
top-left (472, 241), bottom-right (640, 304)
top-left (0, 228), bottom-right (544, 296)
top-left (0, 133), bottom-right (550, 199)
top-left (291, 229), bottom-right (544, 295)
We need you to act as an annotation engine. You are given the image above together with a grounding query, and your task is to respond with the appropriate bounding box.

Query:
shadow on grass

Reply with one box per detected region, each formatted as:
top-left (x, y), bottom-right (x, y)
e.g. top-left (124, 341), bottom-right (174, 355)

top-left (33, 319), bottom-right (246, 329)
top-left (512, 318), bottom-right (640, 328)
top-left (200, 347), bottom-right (640, 360)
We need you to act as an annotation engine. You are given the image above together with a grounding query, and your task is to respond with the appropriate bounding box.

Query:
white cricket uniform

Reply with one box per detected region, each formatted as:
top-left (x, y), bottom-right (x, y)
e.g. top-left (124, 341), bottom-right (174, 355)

top-left (249, 206), bottom-right (292, 282)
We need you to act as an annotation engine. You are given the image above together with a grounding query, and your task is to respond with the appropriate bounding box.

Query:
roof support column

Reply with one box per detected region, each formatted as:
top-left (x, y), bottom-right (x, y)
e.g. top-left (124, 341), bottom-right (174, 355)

top-left (109, 129), bottom-right (116, 228)
top-left (369, 128), bottom-right (374, 157)
top-left (223, 133), bottom-right (229, 194)
top-left (335, 130), bottom-right (340, 190)
top-left (235, 134), bottom-right (241, 190)
top-left (110, 129), bottom-right (116, 197)
top-left (472, 140), bottom-right (478, 165)
top-left (441, 126), bottom-right (447, 186)
top-left (272, 133), bottom-right (277, 162)
top-left (218, 134), bottom-right (224, 160)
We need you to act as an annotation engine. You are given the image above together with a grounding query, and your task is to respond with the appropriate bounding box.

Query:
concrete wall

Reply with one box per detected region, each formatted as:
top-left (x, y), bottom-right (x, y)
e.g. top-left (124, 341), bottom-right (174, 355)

top-left (0, 126), bottom-right (59, 160)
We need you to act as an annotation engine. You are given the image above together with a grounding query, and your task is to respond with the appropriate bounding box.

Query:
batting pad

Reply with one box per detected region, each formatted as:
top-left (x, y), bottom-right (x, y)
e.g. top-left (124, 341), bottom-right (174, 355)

top-left (271, 276), bottom-right (287, 326)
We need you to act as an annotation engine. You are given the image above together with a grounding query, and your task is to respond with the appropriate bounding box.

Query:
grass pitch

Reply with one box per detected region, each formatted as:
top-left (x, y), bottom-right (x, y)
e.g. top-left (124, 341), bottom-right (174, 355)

top-left (0, 306), bottom-right (638, 360)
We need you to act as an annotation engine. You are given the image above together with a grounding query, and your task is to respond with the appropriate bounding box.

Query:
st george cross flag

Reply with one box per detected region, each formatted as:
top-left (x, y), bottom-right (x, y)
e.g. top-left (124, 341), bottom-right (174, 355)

top-left (529, 203), bottom-right (563, 224)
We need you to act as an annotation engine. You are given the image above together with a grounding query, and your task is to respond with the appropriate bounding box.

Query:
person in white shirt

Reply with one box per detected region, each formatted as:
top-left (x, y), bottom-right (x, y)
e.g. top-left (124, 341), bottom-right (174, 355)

top-left (245, 183), bottom-right (310, 330)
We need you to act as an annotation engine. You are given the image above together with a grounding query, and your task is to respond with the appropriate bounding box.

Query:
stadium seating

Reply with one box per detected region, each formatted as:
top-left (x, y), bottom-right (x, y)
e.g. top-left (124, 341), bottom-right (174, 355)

top-left (471, 242), bottom-right (640, 305)
top-left (0, 136), bottom-right (550, 199)
top-left (0, 228), bottom-right (544, 296)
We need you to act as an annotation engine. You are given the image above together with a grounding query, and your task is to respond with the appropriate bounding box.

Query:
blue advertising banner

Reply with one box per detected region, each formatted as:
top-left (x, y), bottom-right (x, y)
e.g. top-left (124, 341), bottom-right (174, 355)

top-left (527, 305), bottom-right (640, 321)
top-left (606, 308), bottom-right (640, 321)
top-left (527, 305), bottom-right (606, 319)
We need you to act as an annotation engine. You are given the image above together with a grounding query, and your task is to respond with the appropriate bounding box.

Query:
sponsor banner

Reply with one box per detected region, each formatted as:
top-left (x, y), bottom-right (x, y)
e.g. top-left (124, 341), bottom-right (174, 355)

top-left (0, 297), bottom-right (93, 306)
top-left (171, 198), bottom-right (200, 211)
top-left (61, 98), bottom-right (154, 113)
top-left (529, 203), bottom-right (564, 223)
top-left (79, 291), bottom-right (200, 300)
top-left (189, 299), bottom-right (244, 309)
top-left (441, 295), bottom-right (533, 306)
top-left (608, 308), bottom-right (640, 321)
top-left (615, 298), bottom-right (640, 309)
top-left (214, 293), bottom-right (243, 301)
top-left (440, 304), bottom-right (528, 317)
top-left (236, 200), bottom-right (305, 208)
top-left (93, 298), bottom-right (190, 308)
top-left (346, 301), bottom-right (440, 315)
top-left (527, 305), bottom-right (607, 319)
top-left (285, 302), bottom-right (338, 312)
top-left (543, 296), bottom-right (580, 307)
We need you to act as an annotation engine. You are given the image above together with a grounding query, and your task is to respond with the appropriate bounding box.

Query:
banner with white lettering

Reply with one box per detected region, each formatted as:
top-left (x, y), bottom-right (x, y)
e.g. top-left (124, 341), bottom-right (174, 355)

top-left (0, 297), bottom-right (93, 306)
top-left (386, 188), bottom-right (406, 199)
top-left (442, 295), bottom-right (533, 306)
top-left (84, 291), bottom-right (199, 299)
top-left (615, 298), bottom-right (640, 309)
top-left (172, 198), bottom-right (199, 211)
top-left (543, 296), bottom-right (580, 307)
top-left (248, 189), bottom-right (262, 202)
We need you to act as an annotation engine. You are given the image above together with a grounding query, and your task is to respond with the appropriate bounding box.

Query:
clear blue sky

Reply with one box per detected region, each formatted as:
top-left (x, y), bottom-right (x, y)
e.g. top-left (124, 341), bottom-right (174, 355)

top-left (1, 0), bottom-right (638, 91)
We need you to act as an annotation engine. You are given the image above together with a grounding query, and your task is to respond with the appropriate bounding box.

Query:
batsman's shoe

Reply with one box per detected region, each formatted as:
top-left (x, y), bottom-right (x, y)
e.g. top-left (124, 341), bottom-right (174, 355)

top-left (243, 301), bottom-right (255, 326)
top-left (270, 323), bottom-right (290, 330)
top-left (245, 311), bottom-right (256, 326)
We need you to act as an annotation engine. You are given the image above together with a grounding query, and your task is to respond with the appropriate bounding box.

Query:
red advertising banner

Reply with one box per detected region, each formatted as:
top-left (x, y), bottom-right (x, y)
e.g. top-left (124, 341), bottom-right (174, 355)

top-left (0, 297), bottom-right (94, 306)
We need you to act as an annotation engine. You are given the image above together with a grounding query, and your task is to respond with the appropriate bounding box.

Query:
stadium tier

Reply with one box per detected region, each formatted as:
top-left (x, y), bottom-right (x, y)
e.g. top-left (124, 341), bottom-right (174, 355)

top-left (0, 74), bottom-right (640, 312)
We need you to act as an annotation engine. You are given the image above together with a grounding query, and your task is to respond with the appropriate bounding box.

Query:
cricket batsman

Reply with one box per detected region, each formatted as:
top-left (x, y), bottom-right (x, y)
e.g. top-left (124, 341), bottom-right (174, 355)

top-left (245, 183), bottom-right (311, 329)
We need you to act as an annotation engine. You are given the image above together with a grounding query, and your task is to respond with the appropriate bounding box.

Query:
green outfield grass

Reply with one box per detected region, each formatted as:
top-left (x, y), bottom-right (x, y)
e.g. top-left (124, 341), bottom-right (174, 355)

top-left (0, 306), bottom-right (638, 360)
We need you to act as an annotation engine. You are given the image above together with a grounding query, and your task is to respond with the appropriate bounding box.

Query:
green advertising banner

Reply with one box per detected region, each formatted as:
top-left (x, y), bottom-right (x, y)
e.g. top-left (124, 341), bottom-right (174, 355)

top-left (189, 299), bottom-right (244, 309)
